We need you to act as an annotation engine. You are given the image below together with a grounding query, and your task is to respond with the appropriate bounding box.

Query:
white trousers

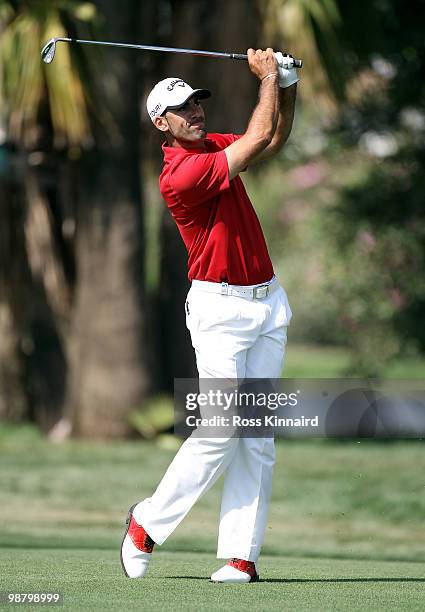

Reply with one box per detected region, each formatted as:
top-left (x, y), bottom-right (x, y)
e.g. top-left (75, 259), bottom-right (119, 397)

top-left (135, 279), bottom-right (291, 562)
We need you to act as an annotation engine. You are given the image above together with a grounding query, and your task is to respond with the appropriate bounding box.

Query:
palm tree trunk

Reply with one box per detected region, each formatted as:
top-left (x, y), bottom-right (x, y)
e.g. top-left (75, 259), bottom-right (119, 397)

top-left (0, 156), bottom-right (28, 423)
top-left (65, 0), bottom-right (149, 438)
top-left (0, 143), bottom-right (69, 430)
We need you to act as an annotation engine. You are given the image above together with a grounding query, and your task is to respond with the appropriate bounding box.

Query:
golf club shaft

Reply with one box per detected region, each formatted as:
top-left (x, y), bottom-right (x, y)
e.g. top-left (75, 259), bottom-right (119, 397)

top-left (43, 37), bottom-right (303, 68)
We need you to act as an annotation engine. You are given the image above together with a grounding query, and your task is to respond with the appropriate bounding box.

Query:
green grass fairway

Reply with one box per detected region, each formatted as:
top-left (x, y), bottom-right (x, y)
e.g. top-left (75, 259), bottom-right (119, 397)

top-left (283, 343), bottom-right (425, 378)
top-left (0, 426), bottom-right (424, 610)
top-left (1, 550), bottom-right (424, 611)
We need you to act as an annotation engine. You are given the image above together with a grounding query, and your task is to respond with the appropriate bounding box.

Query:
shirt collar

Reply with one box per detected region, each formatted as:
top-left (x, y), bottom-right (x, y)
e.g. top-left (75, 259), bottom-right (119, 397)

top-left (162, 137), bottom-right (213, 157)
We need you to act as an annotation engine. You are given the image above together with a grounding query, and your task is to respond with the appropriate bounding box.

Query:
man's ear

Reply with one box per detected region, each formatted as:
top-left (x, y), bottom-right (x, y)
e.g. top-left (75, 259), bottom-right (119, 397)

top-left (154, 115), bottom-right (169, 132)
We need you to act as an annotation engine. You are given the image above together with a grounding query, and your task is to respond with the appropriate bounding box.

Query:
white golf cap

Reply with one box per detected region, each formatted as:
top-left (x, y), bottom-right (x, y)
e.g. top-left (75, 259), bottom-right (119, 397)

top-left (146, 77), bottom-right (211, 122)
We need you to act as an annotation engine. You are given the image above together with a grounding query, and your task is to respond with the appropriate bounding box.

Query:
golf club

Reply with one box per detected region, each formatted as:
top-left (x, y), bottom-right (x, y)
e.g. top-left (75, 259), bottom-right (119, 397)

top-left (41, 37), bottom-right (303, 68)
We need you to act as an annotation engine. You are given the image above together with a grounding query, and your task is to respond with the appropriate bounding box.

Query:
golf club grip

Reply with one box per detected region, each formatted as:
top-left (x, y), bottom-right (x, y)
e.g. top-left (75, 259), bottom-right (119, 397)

top-left (232, 53), bottom-right (302, 68)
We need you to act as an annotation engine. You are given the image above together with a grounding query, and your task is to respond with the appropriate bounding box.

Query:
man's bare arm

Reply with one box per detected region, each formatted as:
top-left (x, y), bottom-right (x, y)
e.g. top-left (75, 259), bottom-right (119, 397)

top-left (251, 83), bottom-right (297, 164)
top-left (224, 48), bottom-right (280, 180)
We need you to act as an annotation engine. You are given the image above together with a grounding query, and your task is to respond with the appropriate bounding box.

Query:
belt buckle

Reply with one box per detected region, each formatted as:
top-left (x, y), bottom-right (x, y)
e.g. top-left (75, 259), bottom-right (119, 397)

top-left (253, 284), bottom-right (269, 299)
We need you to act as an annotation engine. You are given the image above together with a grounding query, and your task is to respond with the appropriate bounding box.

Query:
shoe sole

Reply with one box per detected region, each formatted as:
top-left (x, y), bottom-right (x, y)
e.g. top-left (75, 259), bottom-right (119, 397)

top-left (210, 573), bottom-right (260, 584)
top-left (120, 503), bottom-right (137, 578)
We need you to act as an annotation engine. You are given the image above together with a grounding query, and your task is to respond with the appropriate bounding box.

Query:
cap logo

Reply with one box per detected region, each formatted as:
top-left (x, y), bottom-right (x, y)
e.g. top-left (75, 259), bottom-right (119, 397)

top-left (150, 102), bottom-right (163, 118)
top-left (166, 79), bottom-right (186, 91)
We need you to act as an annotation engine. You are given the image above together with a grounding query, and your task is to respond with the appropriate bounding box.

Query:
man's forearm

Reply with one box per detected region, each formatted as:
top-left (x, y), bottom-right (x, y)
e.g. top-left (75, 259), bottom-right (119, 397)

top-left (224, 74), bottom-right (280, 179)
top-left (251, 82), bottom-right (297, 163)
top-left (273, 83), bottom-right (297, 146)
top-left (245, 75), bottom-right (280, 145)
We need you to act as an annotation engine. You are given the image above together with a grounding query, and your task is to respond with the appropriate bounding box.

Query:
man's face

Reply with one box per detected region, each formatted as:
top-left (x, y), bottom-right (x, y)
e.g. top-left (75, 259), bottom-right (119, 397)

top-left (154, 96), bottom-right (206, 146)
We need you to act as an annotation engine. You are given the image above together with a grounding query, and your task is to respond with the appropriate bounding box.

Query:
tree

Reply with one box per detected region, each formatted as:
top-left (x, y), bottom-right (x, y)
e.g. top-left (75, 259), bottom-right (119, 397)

top-left (327, 0), bottom-right (425, 372)
top-left (260, 0), bottom-right (425, 373)
top-left (0, 0), bottom-right (92, 429)
top-left (65, 0), bottom-right (153, 437)
top-left (0, 0), bottom-right (152, 436)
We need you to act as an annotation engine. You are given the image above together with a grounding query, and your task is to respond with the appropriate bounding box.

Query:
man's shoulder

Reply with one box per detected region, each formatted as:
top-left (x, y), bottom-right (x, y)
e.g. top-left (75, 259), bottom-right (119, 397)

top-left (159, 134), bottom-right (240, 195)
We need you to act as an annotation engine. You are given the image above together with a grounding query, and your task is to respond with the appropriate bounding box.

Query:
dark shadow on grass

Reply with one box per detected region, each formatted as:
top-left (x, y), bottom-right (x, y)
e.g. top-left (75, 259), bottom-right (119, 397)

top-left (166, 577), bottom-right (425, 583)
top-left (262, 578), bottom-right (425, 584)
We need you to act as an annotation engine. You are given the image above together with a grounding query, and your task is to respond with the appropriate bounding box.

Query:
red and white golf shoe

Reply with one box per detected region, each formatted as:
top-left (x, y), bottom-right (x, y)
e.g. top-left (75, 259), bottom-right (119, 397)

top-left (120, 504), bottom-right (155, 578)
top-left (210, 558), bottom-right (259, 583)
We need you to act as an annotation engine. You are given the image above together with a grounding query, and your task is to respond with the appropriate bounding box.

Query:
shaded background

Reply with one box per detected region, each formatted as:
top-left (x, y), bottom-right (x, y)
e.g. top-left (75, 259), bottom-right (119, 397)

top-left (1, 0), bottom-right (424, 438)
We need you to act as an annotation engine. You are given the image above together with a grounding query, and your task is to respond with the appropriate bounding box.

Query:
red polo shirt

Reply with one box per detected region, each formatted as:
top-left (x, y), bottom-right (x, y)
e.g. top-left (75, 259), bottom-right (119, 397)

top-left (159, 133), bottom-right (274, 285)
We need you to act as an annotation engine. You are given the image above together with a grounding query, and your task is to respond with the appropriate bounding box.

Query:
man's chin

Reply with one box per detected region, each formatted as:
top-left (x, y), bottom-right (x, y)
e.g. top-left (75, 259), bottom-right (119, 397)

top-left (185, 129), bottom-right (207, 142)
top-left (191, 127), bottom-right (206, 138)
top-left (173, 129), bottom-right (207, 148)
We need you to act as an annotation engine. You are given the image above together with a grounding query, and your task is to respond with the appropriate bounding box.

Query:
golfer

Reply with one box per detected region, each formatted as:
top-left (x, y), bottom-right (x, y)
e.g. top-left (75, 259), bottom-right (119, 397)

top-left (121, 48), bottom-right (298, 583)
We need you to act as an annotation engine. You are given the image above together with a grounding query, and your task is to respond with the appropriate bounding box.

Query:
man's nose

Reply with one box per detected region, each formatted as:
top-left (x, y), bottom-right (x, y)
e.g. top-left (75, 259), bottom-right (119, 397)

top-left (193, 107), bottom-right (204, 119)
top-left (189, 99), bottom-right (203, 113)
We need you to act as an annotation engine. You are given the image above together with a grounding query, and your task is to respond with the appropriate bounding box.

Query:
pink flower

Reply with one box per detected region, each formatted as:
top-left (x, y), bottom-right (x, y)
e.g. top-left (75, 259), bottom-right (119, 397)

top-left (389, 288), bottom-right (405, 310)
top-left (289, 162), bottom-right (328, 190)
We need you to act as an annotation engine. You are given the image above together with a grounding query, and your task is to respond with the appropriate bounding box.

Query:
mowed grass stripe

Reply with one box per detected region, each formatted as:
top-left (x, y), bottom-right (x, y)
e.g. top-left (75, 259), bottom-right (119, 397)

top-left (0, 550), bottom-right (424, 611)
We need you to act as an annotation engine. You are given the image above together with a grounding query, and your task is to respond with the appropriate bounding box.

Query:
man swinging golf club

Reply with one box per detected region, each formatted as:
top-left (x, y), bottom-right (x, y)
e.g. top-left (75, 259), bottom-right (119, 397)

top-left (121, 48), bottom-right (298, 583)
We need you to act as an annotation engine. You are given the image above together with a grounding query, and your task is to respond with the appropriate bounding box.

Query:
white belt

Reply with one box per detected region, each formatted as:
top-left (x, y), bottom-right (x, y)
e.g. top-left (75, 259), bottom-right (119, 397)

top-left (191, 276), bottom-right (279, 300)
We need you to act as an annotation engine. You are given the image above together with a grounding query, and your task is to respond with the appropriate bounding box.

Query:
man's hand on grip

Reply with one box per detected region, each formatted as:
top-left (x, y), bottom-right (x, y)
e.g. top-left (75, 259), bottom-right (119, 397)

top-left (247, 48), bottom-right (279, 81)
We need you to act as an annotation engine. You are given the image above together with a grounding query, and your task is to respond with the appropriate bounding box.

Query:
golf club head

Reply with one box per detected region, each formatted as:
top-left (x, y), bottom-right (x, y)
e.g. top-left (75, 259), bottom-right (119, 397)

top-left (41, 38), bottom-right (57, 64)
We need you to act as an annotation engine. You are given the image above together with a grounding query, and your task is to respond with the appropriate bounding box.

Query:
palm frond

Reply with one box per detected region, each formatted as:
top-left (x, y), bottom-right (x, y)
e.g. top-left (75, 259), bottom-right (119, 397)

top-left (0, 1), bottom-right (94, 148)
top-left (42, 12), bottom-right (92, 148)
top-left (260, 0), bottom-right (345, 116)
